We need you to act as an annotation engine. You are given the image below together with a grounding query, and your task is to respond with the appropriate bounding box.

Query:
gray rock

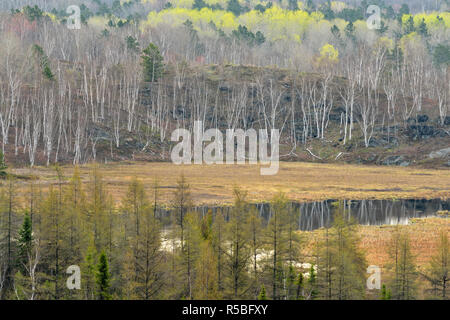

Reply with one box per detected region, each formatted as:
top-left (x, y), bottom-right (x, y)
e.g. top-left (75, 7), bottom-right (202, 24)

top-left (399, 161), bottom-right (410, 167)
top-left (444, 116), bottom-right (450, 126)
top-left (429, 147), bottom-right (450, 159)
top-left (382, 155), bottom-right (404, 166)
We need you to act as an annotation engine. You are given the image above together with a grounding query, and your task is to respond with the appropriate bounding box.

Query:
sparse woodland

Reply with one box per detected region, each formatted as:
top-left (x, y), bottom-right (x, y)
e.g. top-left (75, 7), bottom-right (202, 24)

top-left (0, 168), bottom-right (448, 300)
top-left (0, 0), bottom-right (449, 301)
top-left (0, 0), bottom-right (448, 166)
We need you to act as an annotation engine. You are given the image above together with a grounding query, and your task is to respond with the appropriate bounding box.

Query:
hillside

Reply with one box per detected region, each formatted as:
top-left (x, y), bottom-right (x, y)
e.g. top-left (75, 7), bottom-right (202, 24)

top-left (3, 64), bottom-right (449, 168)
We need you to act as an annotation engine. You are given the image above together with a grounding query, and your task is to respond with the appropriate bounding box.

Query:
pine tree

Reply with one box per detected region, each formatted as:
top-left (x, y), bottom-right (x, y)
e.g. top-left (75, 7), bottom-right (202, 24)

top-left (32, 44), bottom-right (54, 81)
top-left (288, 0), bottom-right (299, 11)
top-left (418, 19), bottom-right (428, 37)
top-left (345, 21), bottom-right (355, 40)
top-left (96, 251), bottom-right (112, 300)
top-left (257, 284), bottom-right (267, 300)
top-left (403, 16), bottom-right (415, 35)
top-left (141, 43), bottom-right (164, 82)
top-left (126, 36), bottom-right (140, 53)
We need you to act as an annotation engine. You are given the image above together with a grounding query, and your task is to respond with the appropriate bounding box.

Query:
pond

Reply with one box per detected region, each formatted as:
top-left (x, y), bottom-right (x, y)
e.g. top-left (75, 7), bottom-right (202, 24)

top-left (159, 198), bottom-right (449, 231)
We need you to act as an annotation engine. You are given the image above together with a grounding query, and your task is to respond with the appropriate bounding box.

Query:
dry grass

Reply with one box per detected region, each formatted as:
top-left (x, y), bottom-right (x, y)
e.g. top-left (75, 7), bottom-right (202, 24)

top-left (298, 217), bottom-right (450, 299)
top-left (10, 161), bottom-right (450, 206)
top-left (299, 217), bottom-right (450, 269)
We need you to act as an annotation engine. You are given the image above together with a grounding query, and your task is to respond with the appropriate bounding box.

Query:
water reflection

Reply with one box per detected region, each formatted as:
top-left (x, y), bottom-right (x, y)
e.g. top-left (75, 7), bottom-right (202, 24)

top-left (159, 199), bottom-right (448, 231)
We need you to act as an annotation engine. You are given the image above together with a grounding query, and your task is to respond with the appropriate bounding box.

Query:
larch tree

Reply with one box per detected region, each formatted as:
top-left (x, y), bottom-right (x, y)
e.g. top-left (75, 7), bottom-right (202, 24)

top-left (424, 230), bottom-right (449, 299)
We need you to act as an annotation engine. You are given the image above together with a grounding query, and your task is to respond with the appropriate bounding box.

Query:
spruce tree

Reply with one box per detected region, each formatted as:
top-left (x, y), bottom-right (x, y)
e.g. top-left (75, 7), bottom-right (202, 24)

top-left (258, 284), bottom-right (267, 300)
top-left (96, 251), bottom-right (112, 300)
top-left (17, 212), bottom-right (32, 275)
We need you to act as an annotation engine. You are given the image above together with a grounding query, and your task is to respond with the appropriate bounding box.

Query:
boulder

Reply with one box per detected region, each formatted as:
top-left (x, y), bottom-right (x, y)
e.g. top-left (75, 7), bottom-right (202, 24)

top-left (417, 114), bottom-right (429, 123)
top-left (444, 116), bottom-right (450, 126)
top-left (382, 155), bottom-right (404, 166)
top-left (428, 147), bottom-right (450, 159)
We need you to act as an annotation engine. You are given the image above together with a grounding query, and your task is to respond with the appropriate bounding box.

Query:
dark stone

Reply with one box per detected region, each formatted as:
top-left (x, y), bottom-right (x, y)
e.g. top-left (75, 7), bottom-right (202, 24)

top-left (417, 114), bottom-right (429, 123)
top-left (407, 125), bottom-right (437, 139)
top-left (444, 116), bottom-right (450, 126)
top-left (368, 136), bottom-right (398, 148)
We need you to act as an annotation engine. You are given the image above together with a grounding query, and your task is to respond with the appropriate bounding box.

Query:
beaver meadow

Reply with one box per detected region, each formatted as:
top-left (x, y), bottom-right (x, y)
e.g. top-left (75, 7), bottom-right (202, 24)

top-left (0, 162), bottom-right (448, 300)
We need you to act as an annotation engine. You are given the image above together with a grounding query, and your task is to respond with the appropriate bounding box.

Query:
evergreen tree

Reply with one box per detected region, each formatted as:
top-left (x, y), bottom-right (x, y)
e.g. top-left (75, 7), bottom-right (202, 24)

top-left (141, 43), bottom-right (164, 82)
top-left (433, 44), bottom-right (450, 66)
top-left (398, 4), bottom-right (410, 22)
top-left (32, 44), bottom-right (54, 81)
top-left (17, 212), bottom-right (32, 275)
top-left (126, 36), bottom-right (140, 53)
top-left (418, 19), bottom-right (428, 37)
top-left (96, 251), bottom-right (112, 300)
top-left (227, 0), bottom-right (246, 16)
top-left (296, 272), bottom-right (304, 300)
top-left (380, 284), bottom-right (391, 300)
top-left (331, 25), bottom-right (340, 39)
top-left (287, 0), bottom-right (298, 11)
top-left (344, 22), bottom-right (355, 40)
top-left (193, 0), bottom-right (207, 10)
top-left (403, 16), bottom-right (415, 35)
top-left (257, 284), bottom-right (267, 300)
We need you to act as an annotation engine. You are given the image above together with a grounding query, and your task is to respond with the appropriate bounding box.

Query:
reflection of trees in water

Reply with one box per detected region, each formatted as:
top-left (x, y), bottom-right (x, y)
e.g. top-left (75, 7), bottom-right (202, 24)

top-left (157, 199), bottom-right (448, 231)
